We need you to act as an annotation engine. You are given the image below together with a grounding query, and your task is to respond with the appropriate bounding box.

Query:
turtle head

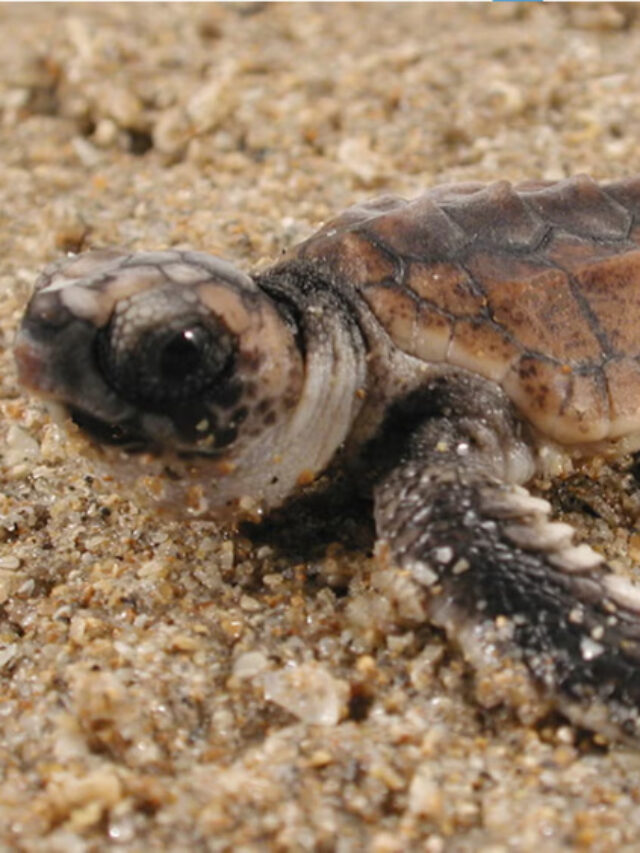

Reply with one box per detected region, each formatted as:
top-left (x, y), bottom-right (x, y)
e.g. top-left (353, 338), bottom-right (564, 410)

top-left (15, 249), bottom-right (309, 518)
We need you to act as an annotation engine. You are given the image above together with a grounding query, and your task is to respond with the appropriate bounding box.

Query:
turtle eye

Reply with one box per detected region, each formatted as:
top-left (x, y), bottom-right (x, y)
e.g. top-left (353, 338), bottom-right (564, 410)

top-left (97, 318), bottom-right (235, 408)
top-left (159, 325), bottom-right (228, 388)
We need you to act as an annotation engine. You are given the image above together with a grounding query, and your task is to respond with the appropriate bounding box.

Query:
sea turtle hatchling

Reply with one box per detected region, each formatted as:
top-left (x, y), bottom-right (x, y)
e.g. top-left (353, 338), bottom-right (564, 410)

top-left (15, 174), bottom-right (640, 742)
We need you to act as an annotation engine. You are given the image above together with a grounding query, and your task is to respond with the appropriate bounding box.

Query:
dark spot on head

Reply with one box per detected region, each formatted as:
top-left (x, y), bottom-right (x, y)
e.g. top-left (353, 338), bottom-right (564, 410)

top-left (263, 410), bottom-right (277, 426)
top-left (535, 385), bottom-right (550, 408)
top-left (215, 425), bottom-right (238, 448)
top-left (283, 391), bottom-right (299, 409)
top-left (212, 379), bottom-right (243, 408)
top-left (242, 350), bottom-right (264, 371)
top-left (519, 362), bottom-right (538, 380)
top-left (231, 406), bottom-right (248, 426)
top-left (244, 381), bottom-right (258, 400)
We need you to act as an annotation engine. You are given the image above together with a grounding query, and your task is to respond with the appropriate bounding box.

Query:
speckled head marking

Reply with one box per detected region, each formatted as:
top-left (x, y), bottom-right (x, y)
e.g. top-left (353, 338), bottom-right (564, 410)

top-left (15, 249), bottom-right (366, 516)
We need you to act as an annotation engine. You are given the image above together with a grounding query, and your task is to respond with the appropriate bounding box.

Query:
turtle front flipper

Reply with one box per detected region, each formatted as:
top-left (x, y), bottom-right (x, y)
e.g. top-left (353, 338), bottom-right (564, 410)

top-left (373, 377), bottom-right (640, 742)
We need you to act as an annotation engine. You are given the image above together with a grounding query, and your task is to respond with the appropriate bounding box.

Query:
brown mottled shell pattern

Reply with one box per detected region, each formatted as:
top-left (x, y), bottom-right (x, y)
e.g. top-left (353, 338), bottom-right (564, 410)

top-left (292, 175), bottom-right (640, 445)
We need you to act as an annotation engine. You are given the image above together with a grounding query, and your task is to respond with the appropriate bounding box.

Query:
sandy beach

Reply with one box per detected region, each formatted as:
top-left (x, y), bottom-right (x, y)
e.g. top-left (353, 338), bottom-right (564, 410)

top-left (3, 3), bottom-right (640, 850)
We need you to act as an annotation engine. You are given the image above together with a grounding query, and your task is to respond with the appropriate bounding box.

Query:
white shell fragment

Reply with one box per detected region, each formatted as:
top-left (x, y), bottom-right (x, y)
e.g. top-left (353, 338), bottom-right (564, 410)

top-left (262, 662), bottom-right (350, 726)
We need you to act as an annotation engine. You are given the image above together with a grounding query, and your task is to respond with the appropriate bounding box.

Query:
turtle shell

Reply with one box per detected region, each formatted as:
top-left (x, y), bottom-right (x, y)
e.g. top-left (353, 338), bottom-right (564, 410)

top-left (289, 175), bottom-right (640, 446)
